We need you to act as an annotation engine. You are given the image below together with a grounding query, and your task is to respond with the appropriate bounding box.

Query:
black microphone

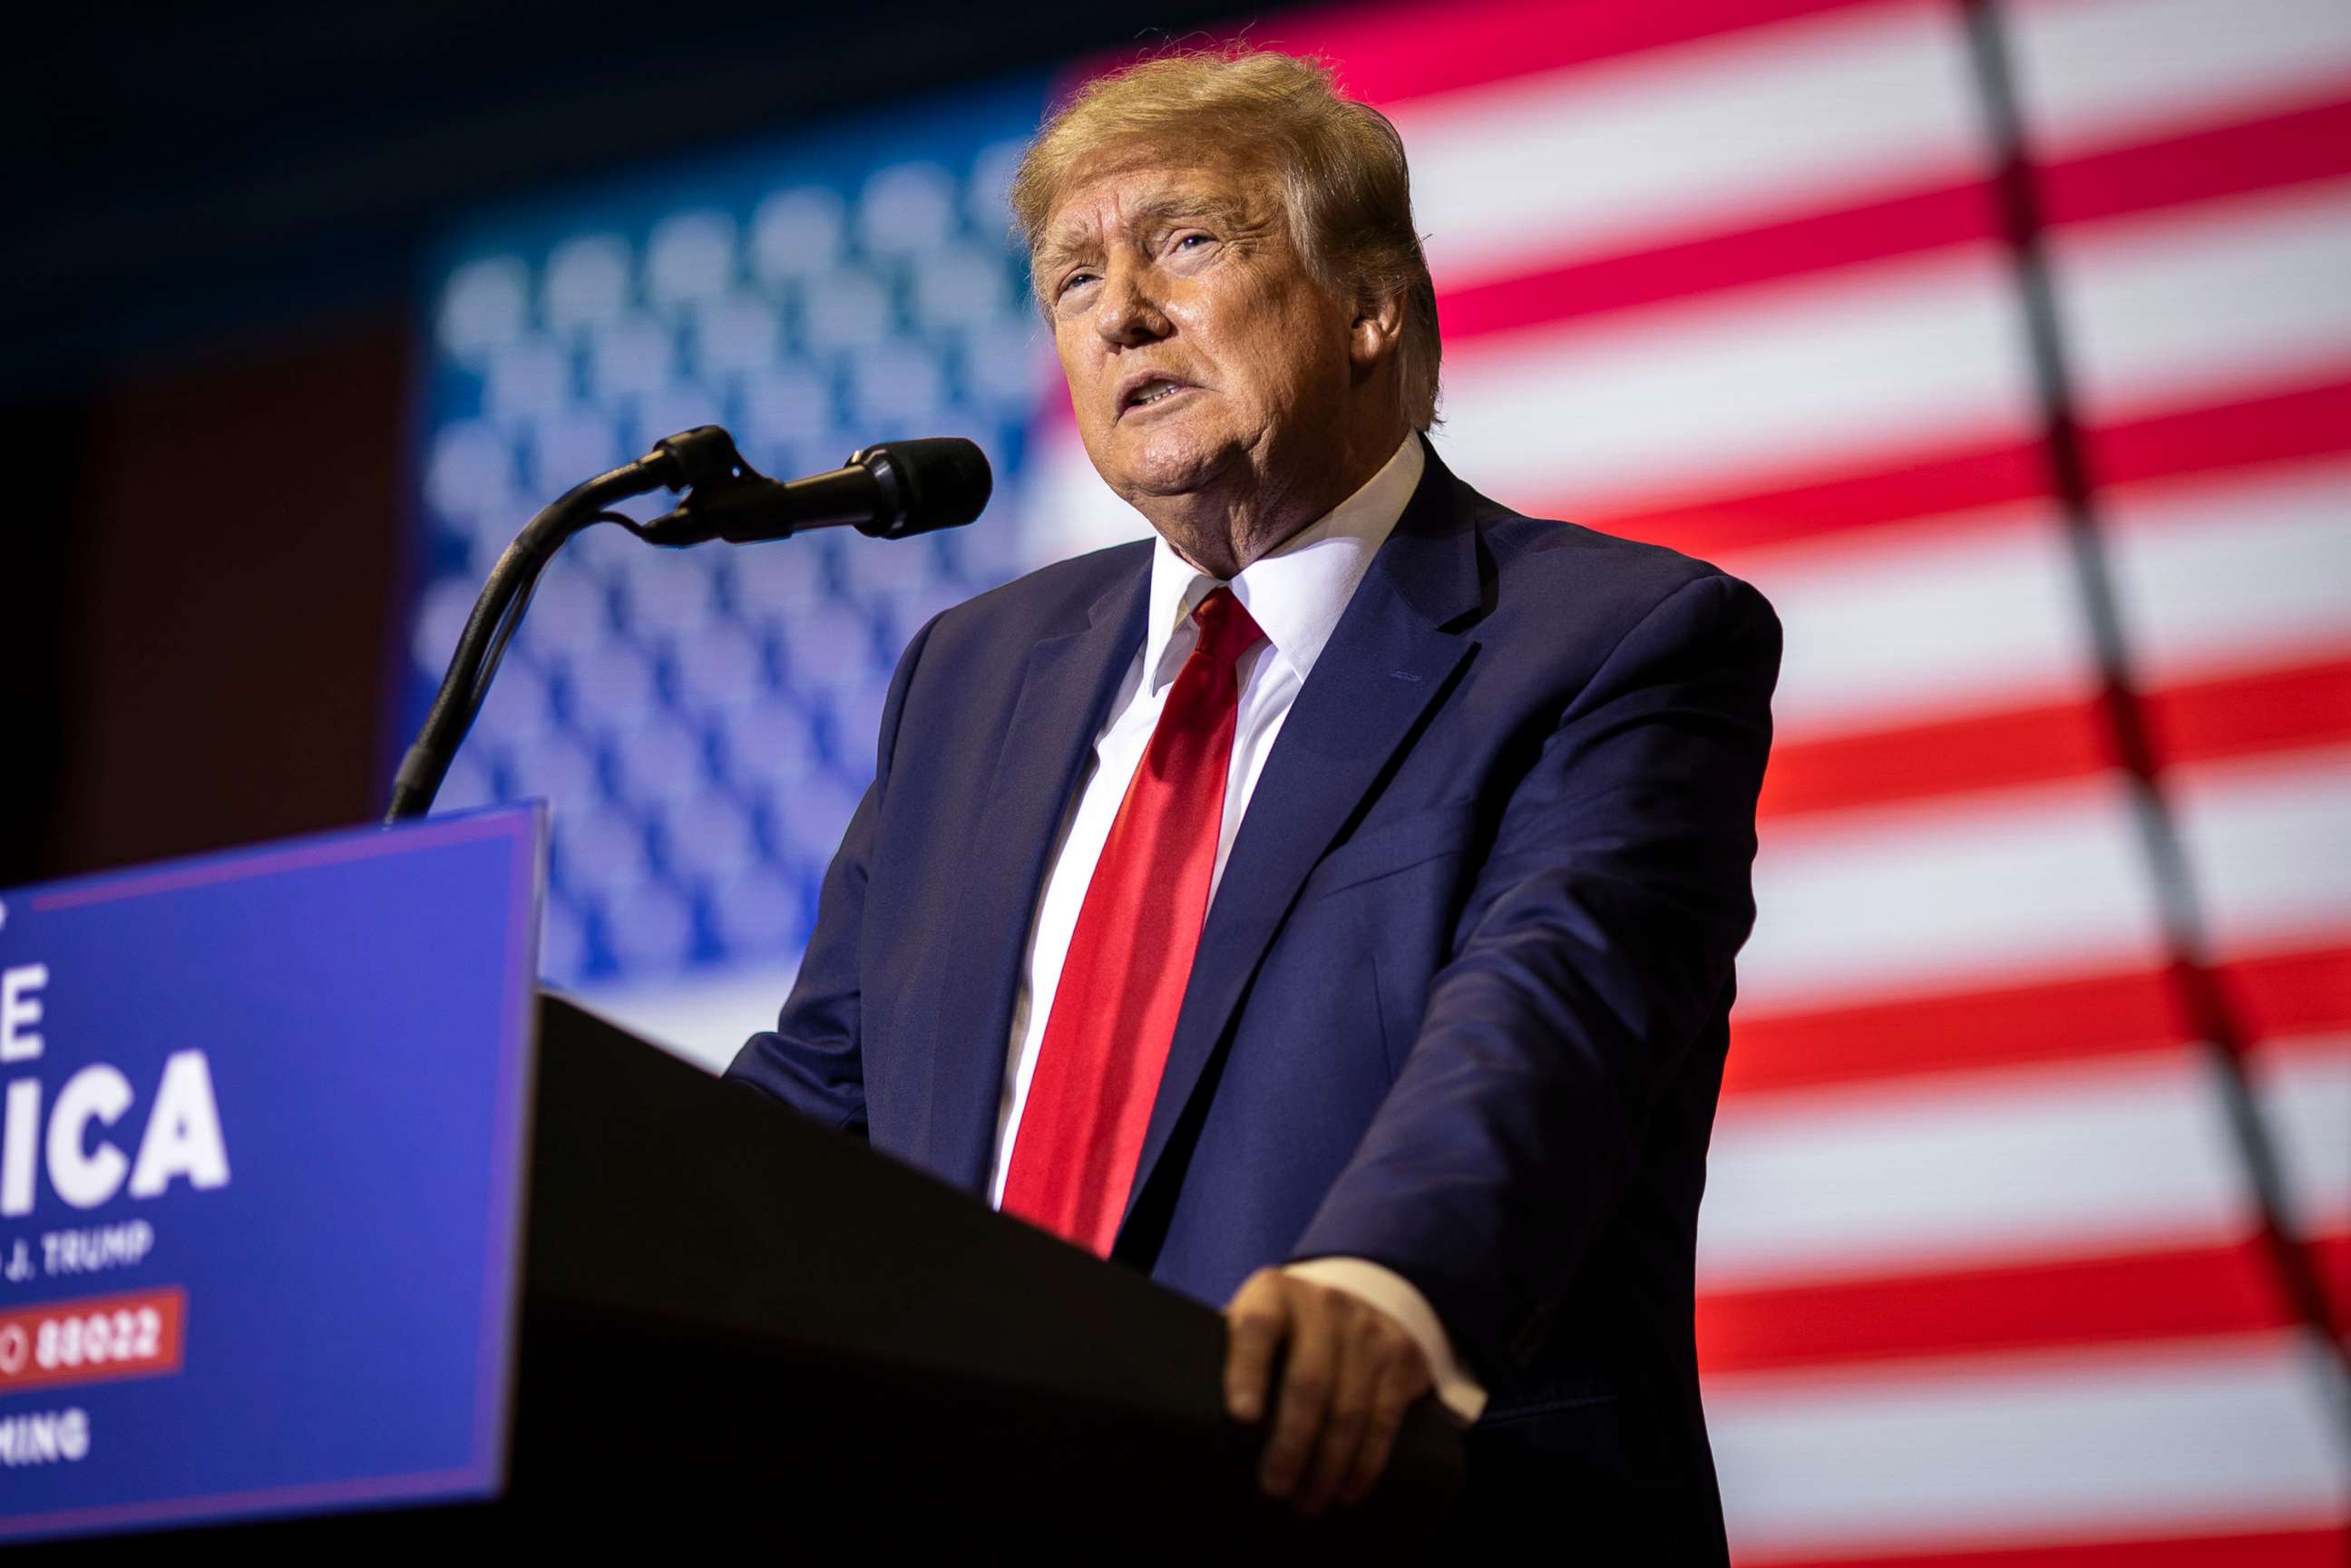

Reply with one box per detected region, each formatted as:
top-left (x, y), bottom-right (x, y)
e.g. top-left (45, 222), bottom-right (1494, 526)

top-left (636, 434), bottom-right (992, 548)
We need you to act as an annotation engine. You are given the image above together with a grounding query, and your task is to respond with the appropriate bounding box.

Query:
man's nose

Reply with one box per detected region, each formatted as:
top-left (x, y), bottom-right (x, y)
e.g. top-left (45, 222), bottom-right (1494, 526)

top-left (1092, 259), bottom-right (1172, 348)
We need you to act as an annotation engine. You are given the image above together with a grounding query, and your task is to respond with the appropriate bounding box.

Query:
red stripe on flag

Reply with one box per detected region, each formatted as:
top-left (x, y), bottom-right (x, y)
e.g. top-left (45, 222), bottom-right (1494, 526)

top-left (1570, 375), bottom-right (2351, 560)
top-left (1735, 1523), bottom-right (2351, 1568)
top-left (1068, 0), bottom-right (1904, 111)
top-left (2223, 945), bottom-right (2351, 1051)
top-left (1761, 656), bottom-right (2351, 820)
top-left (1696, 1232), bottom-right (2351, 1375)
top-left (1724, 944), bottom-right (2351, 1098)
top-left (1729, 965), bottom-right (2178, 1097)
top-left (1440, 181), bottom-right (2003, 344)
top-left (2147, 657), bottom-right (2351, 773)
top-left (1578, 437), bottom-right (2048, 560)
top-left (2084, 377), bottom-right (2351, 496)
top-left (1762, 698), bottom-right (2111, 820)
top-left (2040, 99), bottom-right (2351, 229)
top-left (1442, 104), bottom-right (2351, 348)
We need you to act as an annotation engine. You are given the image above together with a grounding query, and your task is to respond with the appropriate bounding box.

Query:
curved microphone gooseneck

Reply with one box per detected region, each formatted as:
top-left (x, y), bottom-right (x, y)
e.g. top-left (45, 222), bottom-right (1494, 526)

top-left (384, 426), bottom-right (990, 824)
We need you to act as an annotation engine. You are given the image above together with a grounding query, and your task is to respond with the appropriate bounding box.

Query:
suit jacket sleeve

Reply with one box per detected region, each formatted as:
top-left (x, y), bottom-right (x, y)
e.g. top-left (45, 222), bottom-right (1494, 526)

top-left (722, 612), bottom-right (941, 1133)
top-left (1288, 570), bottom-right (1780, 1379)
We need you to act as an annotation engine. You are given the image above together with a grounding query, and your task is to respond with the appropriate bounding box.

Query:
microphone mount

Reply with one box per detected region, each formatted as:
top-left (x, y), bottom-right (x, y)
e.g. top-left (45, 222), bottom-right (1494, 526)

top-left (628, 426), bottom-right (792, 547)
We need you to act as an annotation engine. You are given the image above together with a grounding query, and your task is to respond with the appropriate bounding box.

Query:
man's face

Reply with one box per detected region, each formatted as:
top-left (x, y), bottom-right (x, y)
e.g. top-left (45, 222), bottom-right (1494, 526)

top-left (1036, 155), bottom-right (1356, 514)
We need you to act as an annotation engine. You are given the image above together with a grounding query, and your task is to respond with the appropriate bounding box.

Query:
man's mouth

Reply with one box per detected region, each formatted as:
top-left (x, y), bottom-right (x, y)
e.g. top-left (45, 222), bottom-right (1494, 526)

top-left (1117, 375), bottom-right (1198, 418)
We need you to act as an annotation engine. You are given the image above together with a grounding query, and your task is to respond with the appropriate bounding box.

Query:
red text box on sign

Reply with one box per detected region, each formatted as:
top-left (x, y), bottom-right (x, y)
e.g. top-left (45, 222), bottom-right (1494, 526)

top-left (0, 1287), bottom-right (185, 1394)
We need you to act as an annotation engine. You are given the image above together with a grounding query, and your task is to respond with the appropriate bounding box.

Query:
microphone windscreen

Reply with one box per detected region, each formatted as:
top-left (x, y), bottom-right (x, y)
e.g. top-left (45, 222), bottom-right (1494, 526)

top-left (856, 438), bottom-right (992, 539)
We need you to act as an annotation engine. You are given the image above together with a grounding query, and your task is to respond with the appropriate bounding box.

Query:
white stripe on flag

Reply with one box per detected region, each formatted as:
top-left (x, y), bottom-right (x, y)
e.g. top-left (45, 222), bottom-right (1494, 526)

top-left (1744, 773), bottom-right (2161, 1007)
top-left (1707, 1329), bottom-right (2351, 1558)
top-left (1697, 1038), bottom-right (2350, 1290)
top-left (2111, 459), bottom-right (2351, 687)
top-left (1434, 243), bottom-right (2032, 520)
top-left (1742, 751), bottom-right (2351, 1008)
top-left (1752, 507), bottom-right (2087, 741)
top-left (1394, 0), bottom-right (1984, 290)
top-left (2012, 0), bottom-right (2351, 157)
top-left (2052, 186), bottom-right (2351, 424)
top-left (2179, 745), bottom-right (2351, 954)
top-left (1746, 457), bottom-right (2351, 742)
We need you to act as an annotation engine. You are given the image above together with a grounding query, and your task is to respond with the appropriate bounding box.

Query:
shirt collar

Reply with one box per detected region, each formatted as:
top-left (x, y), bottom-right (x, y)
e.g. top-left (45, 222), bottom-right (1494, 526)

top-left (1142, 433), bottom-right (1424, 693)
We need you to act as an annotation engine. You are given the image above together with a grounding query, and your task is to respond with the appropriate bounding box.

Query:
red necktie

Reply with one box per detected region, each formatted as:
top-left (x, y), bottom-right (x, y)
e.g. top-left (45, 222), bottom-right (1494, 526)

top-left (1000, 587), bottom-right (1267, 1254)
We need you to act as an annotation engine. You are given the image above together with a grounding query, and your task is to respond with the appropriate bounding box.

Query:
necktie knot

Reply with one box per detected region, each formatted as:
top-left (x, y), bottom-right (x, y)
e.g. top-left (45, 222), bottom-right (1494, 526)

top-left (1190, 587), bottom-right (1266, 667)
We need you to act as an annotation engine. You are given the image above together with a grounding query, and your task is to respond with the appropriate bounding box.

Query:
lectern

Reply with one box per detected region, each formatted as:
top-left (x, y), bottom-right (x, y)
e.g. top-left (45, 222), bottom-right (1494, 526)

top-left (0, 812), bottom-right (1459, 1559)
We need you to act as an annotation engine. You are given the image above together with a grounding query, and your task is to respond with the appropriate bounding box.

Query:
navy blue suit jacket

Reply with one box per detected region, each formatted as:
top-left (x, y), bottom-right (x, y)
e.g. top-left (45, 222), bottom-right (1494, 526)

top-left (729, 444), bottom-right (1778, 1552)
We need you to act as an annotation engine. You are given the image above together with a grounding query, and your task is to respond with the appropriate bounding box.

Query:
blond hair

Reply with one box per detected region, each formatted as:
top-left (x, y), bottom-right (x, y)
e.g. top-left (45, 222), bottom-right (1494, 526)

top-left (1010, 47), bottom-right (1442, 432)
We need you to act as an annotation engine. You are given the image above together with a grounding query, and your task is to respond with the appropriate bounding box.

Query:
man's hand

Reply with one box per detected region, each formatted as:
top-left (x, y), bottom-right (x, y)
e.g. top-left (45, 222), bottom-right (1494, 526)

top-left (1222, 1267), bottom-right (1435, 1516)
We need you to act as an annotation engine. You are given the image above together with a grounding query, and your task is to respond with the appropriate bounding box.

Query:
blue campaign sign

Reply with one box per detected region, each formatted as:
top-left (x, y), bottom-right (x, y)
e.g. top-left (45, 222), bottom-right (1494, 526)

top-left (0, 807), bottom-right (542, 1542)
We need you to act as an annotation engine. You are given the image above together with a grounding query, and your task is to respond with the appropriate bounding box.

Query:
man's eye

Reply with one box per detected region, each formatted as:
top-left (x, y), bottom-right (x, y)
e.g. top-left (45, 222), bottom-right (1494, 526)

top-left (1173, 233), bottom-right (1212, 252)
top-left (1058, 271), bottom-right (1097, 297)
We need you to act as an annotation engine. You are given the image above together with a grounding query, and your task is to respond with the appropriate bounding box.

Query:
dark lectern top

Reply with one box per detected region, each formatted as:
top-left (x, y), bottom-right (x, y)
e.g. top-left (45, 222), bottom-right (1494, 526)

top-left (514, 994), bottom-right (1462, 1559)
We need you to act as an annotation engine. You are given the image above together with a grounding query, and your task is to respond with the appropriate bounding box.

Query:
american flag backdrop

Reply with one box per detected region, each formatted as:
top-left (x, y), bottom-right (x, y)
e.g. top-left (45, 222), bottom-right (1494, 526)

top-left (408, 0), bottom-right (2351, 1558)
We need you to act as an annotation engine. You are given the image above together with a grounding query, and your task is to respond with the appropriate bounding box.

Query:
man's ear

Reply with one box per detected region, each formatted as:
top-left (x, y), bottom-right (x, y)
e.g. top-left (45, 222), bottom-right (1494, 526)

top-left (1348, 286), bottom-right (1406, 373)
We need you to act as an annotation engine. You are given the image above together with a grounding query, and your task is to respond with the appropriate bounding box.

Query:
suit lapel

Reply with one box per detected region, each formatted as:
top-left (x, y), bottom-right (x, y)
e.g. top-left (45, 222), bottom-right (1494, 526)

top-left (923, 558), bottom-right (1152, 1193)
top-left (1117, 454), bottom-right (1487, 1243)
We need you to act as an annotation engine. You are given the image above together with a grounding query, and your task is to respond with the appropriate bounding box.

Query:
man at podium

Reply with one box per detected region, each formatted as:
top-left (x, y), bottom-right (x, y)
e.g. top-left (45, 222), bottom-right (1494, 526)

top-left (729, 48), bottom-right (1778, 1554)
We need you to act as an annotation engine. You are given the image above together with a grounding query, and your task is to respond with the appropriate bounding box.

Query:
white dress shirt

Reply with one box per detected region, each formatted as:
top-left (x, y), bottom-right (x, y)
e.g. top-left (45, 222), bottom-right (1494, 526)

top-left (990, 434), bottom-right (1487, 1423)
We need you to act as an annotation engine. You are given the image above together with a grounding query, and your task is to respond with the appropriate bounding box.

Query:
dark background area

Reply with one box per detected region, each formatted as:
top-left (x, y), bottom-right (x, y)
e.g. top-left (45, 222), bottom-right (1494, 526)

top-left (1, 0), bottom-right (1244, 891)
